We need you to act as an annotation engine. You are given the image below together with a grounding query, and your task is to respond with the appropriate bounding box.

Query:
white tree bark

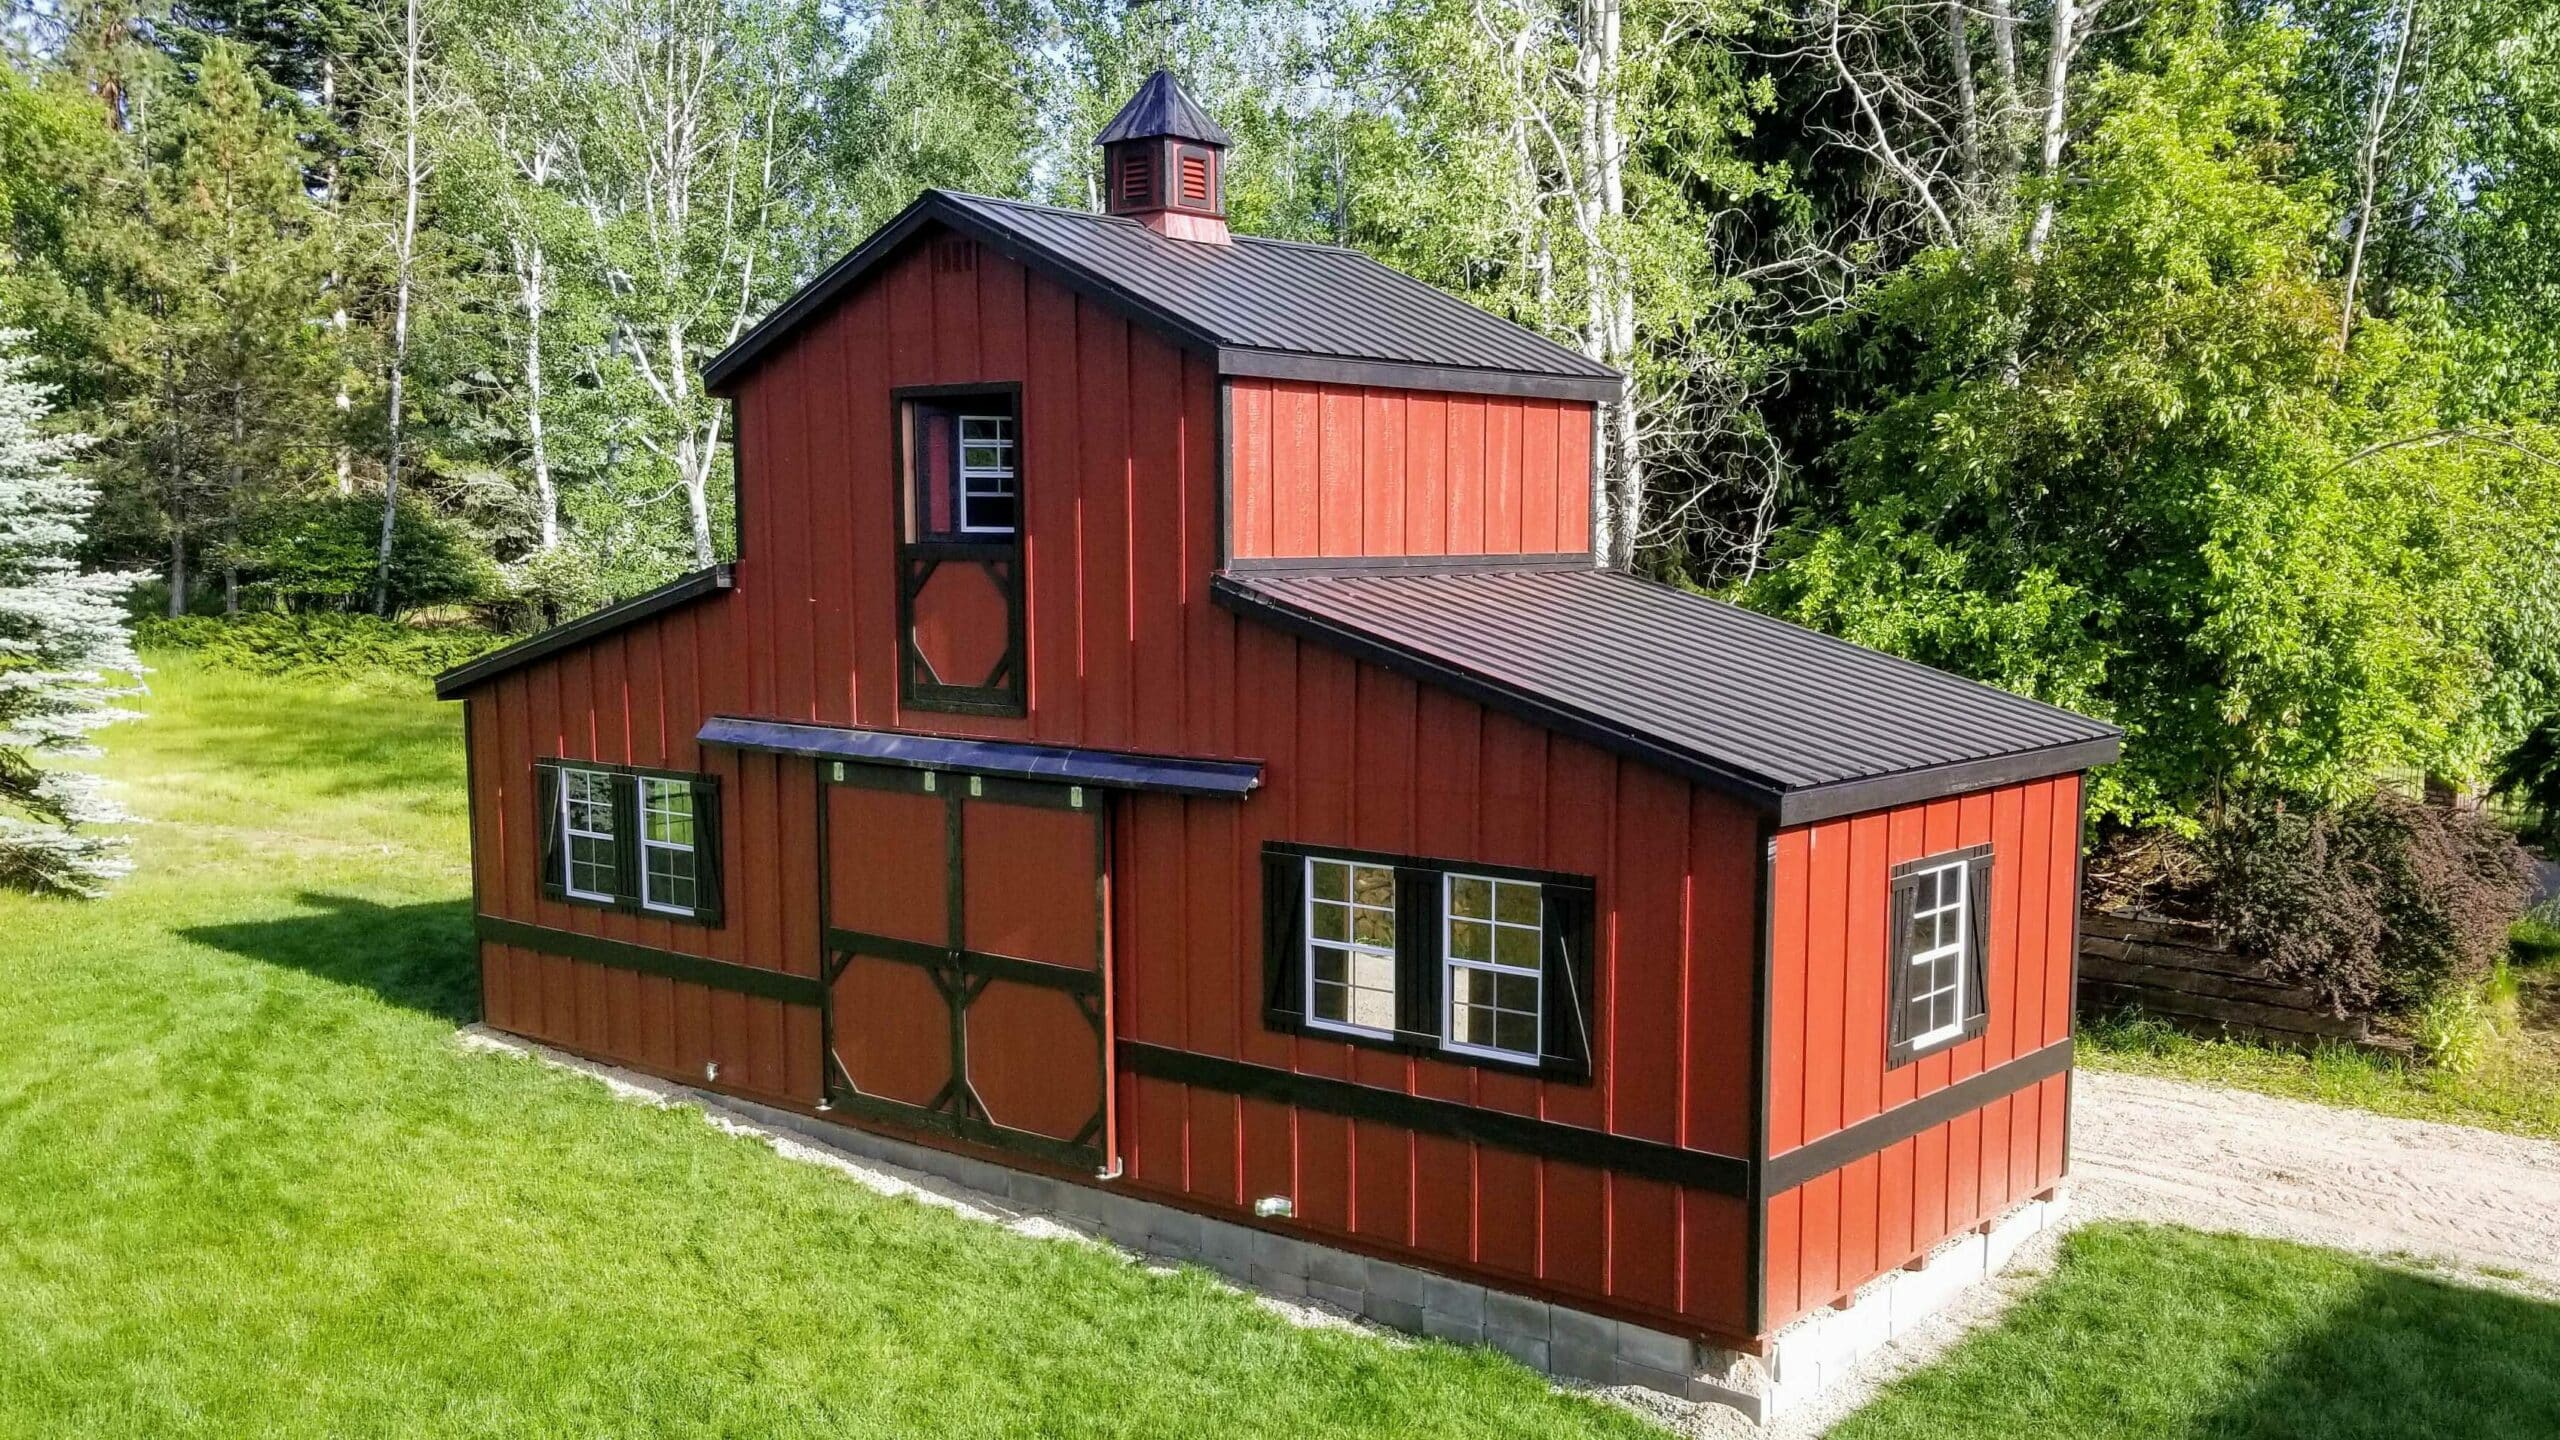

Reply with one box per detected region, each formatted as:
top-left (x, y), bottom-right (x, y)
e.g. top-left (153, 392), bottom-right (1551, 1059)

top-left (2340, 0), bottom-right (2419, 347)
top-left (2024, 0), bottom-right (2079, 260)
top-left (372, 0), bottom-right (429, 615)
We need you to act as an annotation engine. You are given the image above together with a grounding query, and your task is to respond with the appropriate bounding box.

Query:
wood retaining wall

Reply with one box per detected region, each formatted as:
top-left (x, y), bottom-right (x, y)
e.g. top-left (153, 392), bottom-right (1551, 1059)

top-left (2076, 911), bottom-right (2376, 1049)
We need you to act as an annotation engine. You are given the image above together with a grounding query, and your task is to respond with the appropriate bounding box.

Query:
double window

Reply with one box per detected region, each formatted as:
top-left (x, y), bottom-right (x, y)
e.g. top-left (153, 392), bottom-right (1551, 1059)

top-left (1266, 843), bottom-right (1594, 1079)
top-left (537, 760), bottom-right (725, 925)
top-left (1886, 845), bottom-right (1992, 1066)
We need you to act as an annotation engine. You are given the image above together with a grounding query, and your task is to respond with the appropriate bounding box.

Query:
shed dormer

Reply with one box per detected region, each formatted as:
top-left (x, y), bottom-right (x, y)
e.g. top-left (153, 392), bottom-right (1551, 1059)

top-left (1097, 70), bottom-right (1232, 245)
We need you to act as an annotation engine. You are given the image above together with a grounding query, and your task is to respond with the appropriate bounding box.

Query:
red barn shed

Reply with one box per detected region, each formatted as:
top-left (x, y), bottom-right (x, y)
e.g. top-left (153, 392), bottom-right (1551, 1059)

top-left (438, 72), bottom-right (2118, 1422)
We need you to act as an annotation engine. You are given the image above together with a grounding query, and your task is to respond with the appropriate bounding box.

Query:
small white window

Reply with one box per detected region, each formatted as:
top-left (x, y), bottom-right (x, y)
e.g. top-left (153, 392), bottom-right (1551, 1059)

top-left (1443, 873), bottom-right (1542, 1063)
top-left (637, 777), bottom-right (699, 916)
top-left (957, 414), bottom-right (1016, 535)
top-left (1306, 856), bottom-right (1397, 1037)
top-left (1903, 860), bottom-right (1969, 1050)
top-left (560, 768), bottom-right (619, 902)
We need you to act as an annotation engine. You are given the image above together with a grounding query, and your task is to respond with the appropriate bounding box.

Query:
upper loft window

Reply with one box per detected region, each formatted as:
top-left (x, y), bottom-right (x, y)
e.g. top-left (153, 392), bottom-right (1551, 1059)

top-left (1887, 845), bottom-right (1991, 1066)
top-left (905, 392), bottom-right (1019, 540)
top-left (1262, 842), bottom-right (1595, 1080)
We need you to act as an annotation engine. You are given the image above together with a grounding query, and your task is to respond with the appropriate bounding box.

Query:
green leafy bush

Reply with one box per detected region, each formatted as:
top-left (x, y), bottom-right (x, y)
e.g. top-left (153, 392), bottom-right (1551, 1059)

top-left (2209, 789), bottom-right (2535, 1018)
top-left (224, 493), bottom-right (498, 615)
top-left (138, 613), bottom-right (509, 680)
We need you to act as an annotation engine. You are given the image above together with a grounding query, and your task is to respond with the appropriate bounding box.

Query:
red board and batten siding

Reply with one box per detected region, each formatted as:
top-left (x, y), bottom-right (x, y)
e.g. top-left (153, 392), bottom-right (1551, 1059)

top-left (1757, 773), bottom-right (2083, 1330)
top-left (1225, 378), bottom-right (1594, 560)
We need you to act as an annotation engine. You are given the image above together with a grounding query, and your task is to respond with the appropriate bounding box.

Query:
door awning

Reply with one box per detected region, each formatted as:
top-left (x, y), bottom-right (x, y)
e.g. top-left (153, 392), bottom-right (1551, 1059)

top-left (699, 716), bottom-right (1263, 798)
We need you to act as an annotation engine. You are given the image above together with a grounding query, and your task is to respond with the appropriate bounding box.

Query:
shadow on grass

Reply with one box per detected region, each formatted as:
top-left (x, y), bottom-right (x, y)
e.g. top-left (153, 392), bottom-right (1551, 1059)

top-left (183, 893), bottom-right (480, 1025)
top-left (2198, 1264), bottom-right (2560, 1439)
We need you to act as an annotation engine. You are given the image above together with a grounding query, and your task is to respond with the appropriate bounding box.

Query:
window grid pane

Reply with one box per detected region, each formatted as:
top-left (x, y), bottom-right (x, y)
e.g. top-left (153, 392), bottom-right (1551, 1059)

top-left (956, 414), bottom-right (1016, 535)
top-left (1442, 873), bottom-right (1542, 1062)
top-left (1905, 860), bottom-right (1968, 1047)
top-left (637, 777), bottom-right (697, 916)
top-left (560, 768), bottom-right (618, 901)
top-left (1305, 858), bottom-right (1396, 1038)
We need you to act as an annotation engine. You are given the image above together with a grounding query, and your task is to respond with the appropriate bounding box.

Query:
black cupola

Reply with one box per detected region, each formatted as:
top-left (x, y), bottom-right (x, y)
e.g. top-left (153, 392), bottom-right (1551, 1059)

top-left (1096, 70), bottom-right (1232, 244)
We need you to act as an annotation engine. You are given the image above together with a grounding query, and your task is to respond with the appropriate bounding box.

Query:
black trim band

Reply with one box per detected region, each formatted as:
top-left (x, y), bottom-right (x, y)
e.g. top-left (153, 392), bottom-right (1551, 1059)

top-left (436, 566), bottom-right (735, 698)
top-left (1213, 346), bottom-right (1621, 404)
top-left (1221, 552), bottom-right (1597, 577)
top-left (1120, 1042), bottom-right (1748, 1196)
top-left (475, 915), bottom-right (821, 1006)
top-left (1760, 1037), bottom-right (2074, 1195)
top-left (824, 927), bottom-right (1104, 998)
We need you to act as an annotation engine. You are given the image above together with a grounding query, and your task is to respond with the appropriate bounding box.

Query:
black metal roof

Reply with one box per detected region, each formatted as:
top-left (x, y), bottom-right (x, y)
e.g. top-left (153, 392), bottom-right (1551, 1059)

top-left (1214, 566), bottom-right (2119, 825)
top-left (1096, 70), bottom-right (1233, 147)
top-left (702, 190), bottom-right (1622, 403)
top-left (435, 564), bottom-right (734, 700)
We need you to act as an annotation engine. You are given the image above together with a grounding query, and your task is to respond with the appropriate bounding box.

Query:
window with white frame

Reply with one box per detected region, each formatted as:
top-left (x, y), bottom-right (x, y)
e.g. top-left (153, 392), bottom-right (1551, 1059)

top-left (541, 760), bottom-right (723, 924)
top-left (1443, 873), bottom-right (1544, 1062)
top-left (560, 767), bottom-right (620, 902)
top-left (956, 414), bottom-right (1016, 534)
top-left (1900, 859), bottom-right (1969, 1049)
top-left (1305, 855), bottom-right (1399, 1036)
top-left (637, 777), bottom-right (700, 915)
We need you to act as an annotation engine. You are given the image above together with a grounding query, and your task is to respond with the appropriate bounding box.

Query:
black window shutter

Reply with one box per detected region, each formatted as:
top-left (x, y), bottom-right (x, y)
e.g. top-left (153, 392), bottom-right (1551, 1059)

top-left (1392, 865), bottom-right (1442, 1046)
top-left (609, 772), bottom-right (641, 910)
top-left (689, 773), bottom-right (726, 927)
top-left (1885, 871), bottom-right (1921, 1069)
top-left (1261, 848), bottom-right (1306, 1030)
top-left (1961, 849), bottom-right (1994, 1040)
top-left (536, 761), bottom-right (566, 901)
top-left (1538, 878), bottom-right (1597, 1081)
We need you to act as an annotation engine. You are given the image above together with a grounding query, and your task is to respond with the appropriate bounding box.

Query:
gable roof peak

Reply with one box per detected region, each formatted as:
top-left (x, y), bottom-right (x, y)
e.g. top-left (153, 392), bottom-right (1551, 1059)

top-left (1095, 69), bottom-right (1233, 148)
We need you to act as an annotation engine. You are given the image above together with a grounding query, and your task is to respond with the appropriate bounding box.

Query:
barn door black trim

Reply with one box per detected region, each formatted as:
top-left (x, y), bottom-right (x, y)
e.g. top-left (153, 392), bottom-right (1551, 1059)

top-left (817, 760), bottom-right (1106, 1172)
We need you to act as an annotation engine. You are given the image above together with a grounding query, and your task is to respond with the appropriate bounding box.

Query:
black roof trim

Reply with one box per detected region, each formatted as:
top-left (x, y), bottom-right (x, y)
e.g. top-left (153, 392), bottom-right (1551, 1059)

top-left (1214, 569), bottom-right (2120, 826)
top-left (1215, 347), bottom-right (1623, 403)
top-left (1222, 551), bottom-right (1594, 577)
top-left (698, 716), bottom-right (1264, 797)
top-left (703, 191), bottom-right (1623, 403)
top-left (1095, 70), bottom-right (1233, 147)
top-left (435, 565), bottom-right (734, 699)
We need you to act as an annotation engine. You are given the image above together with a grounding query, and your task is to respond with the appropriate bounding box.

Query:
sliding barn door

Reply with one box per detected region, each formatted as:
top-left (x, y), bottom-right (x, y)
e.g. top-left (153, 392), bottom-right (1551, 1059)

top-left (819, 763), bottom-right (1111, 1172)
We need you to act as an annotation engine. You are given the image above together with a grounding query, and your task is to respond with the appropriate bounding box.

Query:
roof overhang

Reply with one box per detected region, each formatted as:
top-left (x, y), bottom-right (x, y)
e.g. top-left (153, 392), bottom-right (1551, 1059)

top-left (1212, 571), bottom-right (2118, 827)
top-left (435, 565), bottom-right (735, 700)
top-left (698, 716), bottom-right (1265, 797)
top-left (703, 192), bottom-right (1622, 404)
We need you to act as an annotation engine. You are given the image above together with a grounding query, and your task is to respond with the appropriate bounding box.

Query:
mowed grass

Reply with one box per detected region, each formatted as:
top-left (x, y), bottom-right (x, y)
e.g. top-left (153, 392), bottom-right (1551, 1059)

top-left (0, 656), bottom-right (1659, 1440)
top-left (1834, 1223), bottom-right (2560, 1440)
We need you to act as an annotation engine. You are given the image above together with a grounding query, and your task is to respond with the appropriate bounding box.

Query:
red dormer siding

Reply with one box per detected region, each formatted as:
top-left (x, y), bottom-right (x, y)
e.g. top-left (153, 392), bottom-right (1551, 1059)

top-left (1226, 380), bottom-right (1596, 561)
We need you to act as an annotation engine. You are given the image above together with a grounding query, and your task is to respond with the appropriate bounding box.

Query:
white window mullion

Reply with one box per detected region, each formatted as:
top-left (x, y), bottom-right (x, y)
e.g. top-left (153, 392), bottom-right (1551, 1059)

top-left (1441, 872), bottom-right (1543, 1064)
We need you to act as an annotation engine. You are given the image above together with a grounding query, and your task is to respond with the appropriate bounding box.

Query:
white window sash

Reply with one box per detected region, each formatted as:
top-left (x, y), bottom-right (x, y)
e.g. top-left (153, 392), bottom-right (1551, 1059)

top-left (1303, 856), bottom-right (1397, 1040)
top-left (636, 777), bottom-right (696, 917)
top-left (560, 769), bottom-right (618, 903)
top-left (1905, 862), bottom-right (1968, 1050)
top-left (1438, 872), bottom-right (1543, 1064)
top-left (956, 415), bottom-right (1015, 535)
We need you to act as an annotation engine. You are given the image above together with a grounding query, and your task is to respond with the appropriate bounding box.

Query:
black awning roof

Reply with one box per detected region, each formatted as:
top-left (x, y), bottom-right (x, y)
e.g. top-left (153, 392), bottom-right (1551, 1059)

top-left (1215, 567), bottom-right (2118, 825)
top-left (699, 716), bottom-right (1264, 797)
top-left (703, 190), bottom-right (1622, 403)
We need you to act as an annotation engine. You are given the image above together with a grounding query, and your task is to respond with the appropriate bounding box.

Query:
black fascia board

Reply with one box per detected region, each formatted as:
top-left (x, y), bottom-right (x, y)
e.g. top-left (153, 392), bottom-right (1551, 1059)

top-left (434, 565), bottom-right (735, 700)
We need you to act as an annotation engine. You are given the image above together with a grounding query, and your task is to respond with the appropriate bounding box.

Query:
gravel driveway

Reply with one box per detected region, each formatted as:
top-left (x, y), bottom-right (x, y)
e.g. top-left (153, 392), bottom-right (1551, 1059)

top-left (2070, 1067), bottom-right (2560, 1295)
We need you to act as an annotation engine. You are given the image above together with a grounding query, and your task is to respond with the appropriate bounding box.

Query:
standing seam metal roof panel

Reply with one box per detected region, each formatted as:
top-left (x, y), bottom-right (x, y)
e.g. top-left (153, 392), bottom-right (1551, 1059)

top-left (1214, 568), bottom-right (2120, 825)
top-left (703, 190), bottom-right (1622, 400)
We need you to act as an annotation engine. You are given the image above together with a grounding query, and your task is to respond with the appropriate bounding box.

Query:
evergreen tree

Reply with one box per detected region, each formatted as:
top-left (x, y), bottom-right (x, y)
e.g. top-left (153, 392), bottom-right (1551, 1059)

top-left (0, 331), bottom-right (145, 898)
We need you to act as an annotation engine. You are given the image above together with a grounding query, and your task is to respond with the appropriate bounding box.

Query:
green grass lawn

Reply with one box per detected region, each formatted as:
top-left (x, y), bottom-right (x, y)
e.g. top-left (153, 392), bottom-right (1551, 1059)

top-left (11, 656), bottom-right (2560, 1439)
top-left (1835, 1224), bottom-right (2560, 1440)
top-left (0, 656), bottom-right (1657, 1439)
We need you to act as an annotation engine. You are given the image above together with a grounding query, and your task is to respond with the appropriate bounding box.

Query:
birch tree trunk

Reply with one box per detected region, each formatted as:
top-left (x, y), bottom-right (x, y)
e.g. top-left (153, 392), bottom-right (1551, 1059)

top-left (1949, 0), bottom-right (1980, 203)
top-left (520, 236), bottom-right (558, 551)
top-left (372, 0), bottom-right (428, 615)
top-left (2340, 0), bottom-right (2419, 347)
top-left (2024, 0), bottom-right (2079, 260)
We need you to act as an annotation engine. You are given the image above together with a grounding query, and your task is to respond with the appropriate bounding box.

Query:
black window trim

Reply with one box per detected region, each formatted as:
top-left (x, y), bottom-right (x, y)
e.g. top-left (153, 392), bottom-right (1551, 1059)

top-left (1261, 839), bottom-right (1595, 1083)
top-left (1885, 842), bottom-right (1992, 1069)
top-left (893, 382), bottom-right (1028, 718)
top-left (536, 758), bottom-right (726, 927)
